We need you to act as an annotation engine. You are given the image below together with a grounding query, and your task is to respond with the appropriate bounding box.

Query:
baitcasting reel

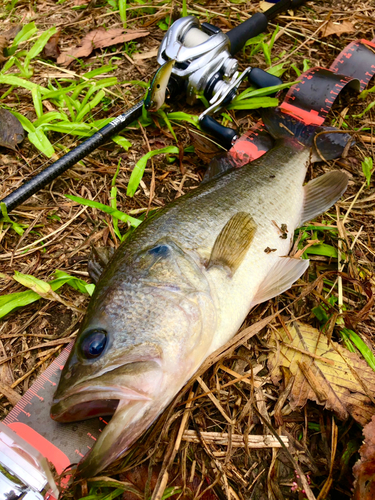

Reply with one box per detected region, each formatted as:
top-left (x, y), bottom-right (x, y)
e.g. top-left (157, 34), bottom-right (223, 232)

top-left (157, 15), bottom-right (282, 147)
top-left (157, 16), bottom-right (241, 106)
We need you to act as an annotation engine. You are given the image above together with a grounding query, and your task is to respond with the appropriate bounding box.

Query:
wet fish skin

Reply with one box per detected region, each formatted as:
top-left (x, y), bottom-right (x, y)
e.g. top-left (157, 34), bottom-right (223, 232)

top-left (51, 113), bottom-right (349, 477)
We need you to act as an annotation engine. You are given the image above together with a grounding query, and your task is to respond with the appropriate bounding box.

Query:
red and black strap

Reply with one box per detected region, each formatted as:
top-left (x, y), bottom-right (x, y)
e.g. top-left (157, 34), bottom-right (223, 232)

top-left (226, 38), bottom-right (375, 168)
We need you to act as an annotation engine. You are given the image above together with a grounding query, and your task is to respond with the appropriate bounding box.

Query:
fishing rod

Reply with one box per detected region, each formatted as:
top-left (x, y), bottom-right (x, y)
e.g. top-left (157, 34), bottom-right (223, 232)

top-left (1, 0), bottom-right (307, 214)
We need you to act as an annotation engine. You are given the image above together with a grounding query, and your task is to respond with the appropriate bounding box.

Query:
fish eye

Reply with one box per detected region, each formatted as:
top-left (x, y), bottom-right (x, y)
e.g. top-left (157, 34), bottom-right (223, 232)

top-left (80, 329), bottom-right (107, 359)
top-left (156, 84), bottom-right (160, 88)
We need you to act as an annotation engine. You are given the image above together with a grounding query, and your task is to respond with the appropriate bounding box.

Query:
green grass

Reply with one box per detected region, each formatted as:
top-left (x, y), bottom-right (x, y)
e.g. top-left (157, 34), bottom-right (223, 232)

top-left (0, 23), bottom-right (132, 158)
top-left (0, 270), bottom-right (95, 319)
top-left (362, 157), bottom-right (373, 186)
top-left (1, 203), bottom-right (26, 235)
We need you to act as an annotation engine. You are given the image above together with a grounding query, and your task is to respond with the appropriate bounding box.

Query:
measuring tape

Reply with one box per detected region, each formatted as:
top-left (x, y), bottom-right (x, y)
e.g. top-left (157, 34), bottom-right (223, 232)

top-left (1, 37), bottom-right (375, 499)
top-left (227, 38), bottom-right (375, 167)
top-left (0, 344), bottom-right (105, 498)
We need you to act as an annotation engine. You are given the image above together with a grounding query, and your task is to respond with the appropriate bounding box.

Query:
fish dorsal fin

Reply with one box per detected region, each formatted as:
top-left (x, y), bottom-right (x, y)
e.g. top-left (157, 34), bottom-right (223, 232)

top-left (208, 212), bottom-right (257, 275)
top-left (88, 246), bottom-right (116, 284)
top-left (251, 257), bottom-right (309, 306)
top-left (299, 171), bottom-right (348, 226)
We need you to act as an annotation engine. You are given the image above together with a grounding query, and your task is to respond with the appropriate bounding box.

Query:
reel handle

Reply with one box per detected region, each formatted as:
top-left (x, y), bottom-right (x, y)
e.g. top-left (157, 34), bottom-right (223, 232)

top-left (200, 115), bottom-right (237, 150)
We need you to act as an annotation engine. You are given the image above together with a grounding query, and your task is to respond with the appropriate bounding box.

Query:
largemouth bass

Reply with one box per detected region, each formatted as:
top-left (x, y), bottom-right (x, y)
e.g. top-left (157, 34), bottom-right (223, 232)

top-left (51, 110), bottom-right (349, 477)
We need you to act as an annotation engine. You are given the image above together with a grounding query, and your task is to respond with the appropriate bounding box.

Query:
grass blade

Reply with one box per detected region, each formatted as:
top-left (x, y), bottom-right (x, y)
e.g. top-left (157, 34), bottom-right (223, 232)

top-left (340, 328), bottom-right (375, 371)
top-left (0, 75), bottom-right (48, 94)
top-left (112, 135), bottom-right (132, 150)
top-left (12, 22), bottom-right (38, 48)
top-left (119, 0), bottom-right (127, 27)
top-left (32, 87), bottom-right (43, 119)
top-left (28, 128), bottom-right (55, 157)
top-left (227, 96), bottom-right (278, 111)
top-left (0, 202), bottom-right (25, 235)
top-left (127, 146), bottom-right (179, 197)
top-left (0, 270), bottom-right (94, 319)
top-left (25, 26), bottom-right (57, 67)
top-left (65, 195), bottom-right (141, 227)
top-left (76, 89), bottom-right (106, 122)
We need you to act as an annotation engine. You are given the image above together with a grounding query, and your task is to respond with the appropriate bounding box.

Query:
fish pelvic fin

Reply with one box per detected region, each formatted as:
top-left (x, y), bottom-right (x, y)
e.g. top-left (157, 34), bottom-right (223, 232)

top-left (208, 212), bottom-right (257, 275)
top-left (251, 257), bottom-right (309, 307)
top-left (262, 107), bottom-right (353, 162)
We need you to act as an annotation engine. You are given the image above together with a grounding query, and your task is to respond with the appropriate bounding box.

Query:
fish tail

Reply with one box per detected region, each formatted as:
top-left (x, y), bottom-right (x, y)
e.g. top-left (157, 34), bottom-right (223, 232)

top-left (262, 107), bottom-right (352, 162)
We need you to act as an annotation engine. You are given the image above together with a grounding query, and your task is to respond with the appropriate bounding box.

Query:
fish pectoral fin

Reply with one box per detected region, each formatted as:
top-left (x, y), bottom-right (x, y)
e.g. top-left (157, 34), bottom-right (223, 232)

top-left (251, 257), bottom-right (309, 306)
top-left (299, 171), bottom-right (348, 226)
top-left (88, 245), bottom-right (116, 284)
top-left (208, 212), bottom-right (257, 275)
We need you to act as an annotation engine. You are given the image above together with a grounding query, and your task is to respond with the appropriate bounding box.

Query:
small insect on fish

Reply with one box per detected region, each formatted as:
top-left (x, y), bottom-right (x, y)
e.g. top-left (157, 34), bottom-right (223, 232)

top-left (51, 108), bottom-right (350, 478)
top-left (144, 59), bottom-right (175, 112)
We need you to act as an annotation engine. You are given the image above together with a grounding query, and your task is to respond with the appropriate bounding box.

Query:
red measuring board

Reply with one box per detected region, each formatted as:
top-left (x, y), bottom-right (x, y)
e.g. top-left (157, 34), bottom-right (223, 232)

top-left (330, 39), bottom-right (375, 90)
top-left (281, 39), bottom-right (375, 126)
top-left (280, 68), bottom-right (359, 126)
top-left (3, 343), bottom-right (107, 478)
top-left (224, 38), bottom-right (375, 169)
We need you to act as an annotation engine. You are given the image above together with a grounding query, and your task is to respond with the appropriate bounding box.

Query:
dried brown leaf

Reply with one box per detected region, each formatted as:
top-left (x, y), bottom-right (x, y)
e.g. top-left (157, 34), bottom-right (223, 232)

top-left (0, 109), bottom-right (25, 150)
top-left (43, 31), bottom-right (61, 60)
top-left (353, 415), bottom-right (375, 500)
top-left (2, 25), bottom-right (22, 41)
top-left (321, 20), bottom-right (355, 38)
top-left (0, 36), bottom-right (8, 64)
top-left (188, 130), bottom-right (222, 164)
top-left (57, 28), bottom-right (149, 67)
top-left (268, 322), bottom-right (375, 426)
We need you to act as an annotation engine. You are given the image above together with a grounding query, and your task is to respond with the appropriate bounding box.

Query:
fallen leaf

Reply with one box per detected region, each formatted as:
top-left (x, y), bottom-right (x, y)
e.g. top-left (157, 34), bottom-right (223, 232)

top-left (2, 25), bottom-right (22, 41)
top-left (0, 109), bottom-right (25, 150)
top-left (259, 1), bottom-right (275, 11)
top-left (322, 20), bottom-right (355, 38)
top-left (353, 415), bottom-right (375, 500)
top-left (57, 28), bottom-right (149, 67)
top-left (188, 130), bottom-right (222, 165)
top-left (268, 322), bottom-right (375, 426)
top-left (42, 30), bottom-right (61, 60)
top-left (0, 36), bottom-right (8, 63)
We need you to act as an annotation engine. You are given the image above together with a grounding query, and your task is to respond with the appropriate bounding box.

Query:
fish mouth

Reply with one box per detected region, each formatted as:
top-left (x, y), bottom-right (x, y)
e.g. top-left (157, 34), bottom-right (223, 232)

top-left (50, 386), bottom-right (151, 423)
top-left (51, 360), bottom-right (160, 423)
top-left (51, 375), bottom-right (156, 425)
top-left (51, 361), bottom-right (166, 477)
top-left (51, 396), bottom-right (119, 422)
